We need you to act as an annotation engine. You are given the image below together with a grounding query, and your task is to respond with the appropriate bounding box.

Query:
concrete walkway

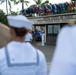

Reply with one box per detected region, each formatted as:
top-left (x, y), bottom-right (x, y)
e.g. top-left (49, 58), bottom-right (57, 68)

top-left (33, 42), bottom-right (55, 73)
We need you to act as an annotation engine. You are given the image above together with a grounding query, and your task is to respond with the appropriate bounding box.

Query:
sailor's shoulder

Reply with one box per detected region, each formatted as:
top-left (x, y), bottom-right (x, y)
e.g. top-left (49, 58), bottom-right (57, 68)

top-left (61, 24), bottom-right (76, 33)
top-left (37, 49), bottom-right (46, 61)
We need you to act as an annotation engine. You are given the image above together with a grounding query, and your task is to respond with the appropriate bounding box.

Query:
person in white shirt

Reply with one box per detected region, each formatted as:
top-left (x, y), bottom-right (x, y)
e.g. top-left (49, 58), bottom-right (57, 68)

top-left (25, 31), bottom-right (33, 43)
top-left (41, 31), bottom-right (45, 46)
top-left (49, 20), bottom-right (76, 75)
top-left (0, 15), bottom-right (47, 75)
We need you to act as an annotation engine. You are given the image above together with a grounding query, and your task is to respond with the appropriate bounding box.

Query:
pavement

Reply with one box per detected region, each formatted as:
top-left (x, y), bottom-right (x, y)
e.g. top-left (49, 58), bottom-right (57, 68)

top-left (33, 42), bottom-right (55, 73)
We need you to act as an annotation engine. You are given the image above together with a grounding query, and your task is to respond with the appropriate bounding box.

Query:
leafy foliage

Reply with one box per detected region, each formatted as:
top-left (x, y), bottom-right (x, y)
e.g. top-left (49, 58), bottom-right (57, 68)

top-left (8, 0), bottom-right (12, 12)
top-left (10, 0), bottom-right (30, 9)
top-left (29, 4), bottom-right (37, 8)
top-left (0, 10), bottom-right (8, 25)
top-left (0, 0), bottom-right (13, 15)
top-left (33, 0), bottom-right (49, 6)
top-left (33, 0), bottom-right (43, 6)
top-left (10, 11), bottom-right (17, 15)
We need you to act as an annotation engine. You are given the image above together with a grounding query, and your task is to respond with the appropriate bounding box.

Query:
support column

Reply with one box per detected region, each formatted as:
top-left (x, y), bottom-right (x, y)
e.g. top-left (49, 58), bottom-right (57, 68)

top-left (45, 25), bottom-right (46, 43)
top-left (34, 25), bottom-right (36, 30)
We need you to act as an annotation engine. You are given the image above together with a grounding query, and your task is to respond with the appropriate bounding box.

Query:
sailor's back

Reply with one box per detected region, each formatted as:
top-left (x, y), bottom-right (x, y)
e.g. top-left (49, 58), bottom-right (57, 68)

top-left (0, 41), bottom-right (47, 75)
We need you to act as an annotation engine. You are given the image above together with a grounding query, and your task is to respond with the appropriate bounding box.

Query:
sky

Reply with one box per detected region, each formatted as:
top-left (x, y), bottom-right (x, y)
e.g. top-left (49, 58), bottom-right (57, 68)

top-left (0, 0), bottom-right (71, 13)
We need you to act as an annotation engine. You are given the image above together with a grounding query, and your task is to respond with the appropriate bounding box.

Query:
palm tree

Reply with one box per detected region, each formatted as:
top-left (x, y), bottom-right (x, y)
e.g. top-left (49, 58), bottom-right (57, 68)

top-left (33, 0), bottom-right (43, 6)
top-left (8, 0), bottom-right (12, 13)
top-left (44, 0), bottom-right (49, 5)
top-left (0, 0), bottom-right (9, 15)
top-left (0, 0), bottom-right (14, 15)
top-left (29, 4), bottom-right (37, 8)
top-left (33, 0), bottom-right (49, 6)
top-left (10, 0), bottom-right (30, 10)
top-left (5, 0), bottom-right (8, 15)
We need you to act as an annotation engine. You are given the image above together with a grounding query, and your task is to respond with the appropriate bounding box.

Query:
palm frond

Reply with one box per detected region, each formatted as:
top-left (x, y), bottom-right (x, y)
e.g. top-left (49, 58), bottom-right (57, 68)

top-left (29, 4), bottom-right (37, 8)
top-left (10, 0), bottom-right (16, 3)
top-left (24, 0), bottom-right (30, 6)
top-left (33, 0), bottom-right (37, 2)
top-left (0, 0), bottom-right (5, 4)
top-left (24, 1), bottom-right (30, 3)
top-left (33, 0), bottom-right (43, 5)
top-left (15, 1), bottom-right (20, 4)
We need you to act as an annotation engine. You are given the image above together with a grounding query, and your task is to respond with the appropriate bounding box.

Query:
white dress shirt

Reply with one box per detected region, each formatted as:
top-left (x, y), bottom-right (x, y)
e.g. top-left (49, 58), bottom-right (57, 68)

top-left (25, 33), bottom-right (32, 42)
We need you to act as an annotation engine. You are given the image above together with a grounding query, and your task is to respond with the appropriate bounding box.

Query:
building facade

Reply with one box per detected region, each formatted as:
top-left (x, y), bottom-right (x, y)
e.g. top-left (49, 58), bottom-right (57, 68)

top-left (29, 13), bottom-right (76, 44)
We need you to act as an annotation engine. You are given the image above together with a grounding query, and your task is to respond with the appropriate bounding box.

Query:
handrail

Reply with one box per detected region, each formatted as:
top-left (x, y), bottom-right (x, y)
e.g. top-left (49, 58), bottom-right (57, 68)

top-left (28, 12), bottom-right (76, 19)
top-left (28, 12), bottom-right (76, 24)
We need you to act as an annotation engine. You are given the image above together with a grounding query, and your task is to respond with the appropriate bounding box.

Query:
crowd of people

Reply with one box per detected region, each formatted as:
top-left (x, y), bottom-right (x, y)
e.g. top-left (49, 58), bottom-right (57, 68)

top-left (20, 1), bottom-right (75, 17)
top-left (32, 30), bottom-right (41, 41)
top-left (26, 29), bottom-right (45, 46)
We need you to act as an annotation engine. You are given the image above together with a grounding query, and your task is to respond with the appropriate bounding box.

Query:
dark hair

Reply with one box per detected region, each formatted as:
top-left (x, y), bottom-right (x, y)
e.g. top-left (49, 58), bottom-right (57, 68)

top-left (11, 27), bottom-right (28, 37)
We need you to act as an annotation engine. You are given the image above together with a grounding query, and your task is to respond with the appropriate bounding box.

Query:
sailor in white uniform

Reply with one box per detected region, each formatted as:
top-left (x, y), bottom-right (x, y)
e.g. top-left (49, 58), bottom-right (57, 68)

top-left (49, 20), bottom-right (76, 75)
top-left (25, 32), bottom-right (33, 43)
top-left (0, 15), bottom-right (47, 75)
top-left (41, 31), bottom-right (45, 46)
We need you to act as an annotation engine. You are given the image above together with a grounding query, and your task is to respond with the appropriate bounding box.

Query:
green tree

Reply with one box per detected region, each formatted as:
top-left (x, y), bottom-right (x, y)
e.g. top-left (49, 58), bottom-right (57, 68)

top-left (10, 11), bottom-right (17, 15)
top-left (6, 0), bottom-right (8, 15)
top-left (10, 0), bottom-right (30, 10)
top-left (0, 9), bottom-right (8, 25)
top-left (0, 0), bottom-right (8, 15)
top-left (33, 0), bottom-right (49, 6)
top-left (29, 4), bottom-right (37, 8)
top-left (0, 0), bottom-right (12, 15)
top-left (44, 0), bottom-right (49, 5)
top-left (33, 0), bottom-right (43, 6)
top-left (8, 0), bottom-right (12, 13)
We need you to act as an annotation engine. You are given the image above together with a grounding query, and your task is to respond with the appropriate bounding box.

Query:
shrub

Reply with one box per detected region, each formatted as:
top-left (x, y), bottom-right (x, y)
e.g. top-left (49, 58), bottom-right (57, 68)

top-left (0, 9), bottom-right (8, 25)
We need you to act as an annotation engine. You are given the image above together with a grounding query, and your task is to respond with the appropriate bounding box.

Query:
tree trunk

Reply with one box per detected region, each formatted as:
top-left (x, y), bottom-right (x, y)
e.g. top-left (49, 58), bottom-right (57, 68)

top-left (6, 0), bottom-right (8, 15)
top-left (75, 0), bottom-right (76, 8)
top-left (22, 0), bottom-right (24, 10)
top-left (75, 0), bottom-right (76, 12)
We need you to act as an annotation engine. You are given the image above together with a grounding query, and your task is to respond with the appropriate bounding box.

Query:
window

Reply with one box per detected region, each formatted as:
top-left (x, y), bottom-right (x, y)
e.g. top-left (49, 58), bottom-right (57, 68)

top-left (54, 25), bottom-right (60, 37)
top-left (47, 25), bottom-right (60, 37)
top-left (48, 25), bottom-right (53, 37)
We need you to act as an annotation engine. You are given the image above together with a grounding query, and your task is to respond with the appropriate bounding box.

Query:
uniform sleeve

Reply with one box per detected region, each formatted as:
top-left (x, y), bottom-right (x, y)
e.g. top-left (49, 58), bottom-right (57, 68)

top-left (37, 51), bottom-right (47, 75)
top-left (49, 27), bottom-right (76, 75)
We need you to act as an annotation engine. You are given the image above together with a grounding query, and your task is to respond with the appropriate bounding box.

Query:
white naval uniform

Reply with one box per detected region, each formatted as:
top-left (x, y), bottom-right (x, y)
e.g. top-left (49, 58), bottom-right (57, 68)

top-left (49, 25), bottom-right (76, 75)
top-left (41, 34), bottom-right (45, 46)
top-left (0, 41), bottom-right (47, 75)
top-left (25, 33), bottom-right (32, 42)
